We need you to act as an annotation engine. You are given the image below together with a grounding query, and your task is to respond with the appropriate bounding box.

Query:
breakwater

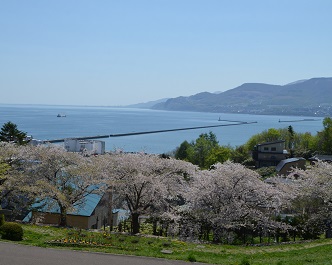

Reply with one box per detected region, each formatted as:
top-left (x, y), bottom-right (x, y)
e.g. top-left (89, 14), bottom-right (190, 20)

top-left (47, 121), bottom-right (257, 143)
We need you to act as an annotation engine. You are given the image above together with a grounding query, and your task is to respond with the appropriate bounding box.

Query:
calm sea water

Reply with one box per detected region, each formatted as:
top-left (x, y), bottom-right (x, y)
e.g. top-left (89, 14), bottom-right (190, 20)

top-left (0, 104), bottom-right (324, 154)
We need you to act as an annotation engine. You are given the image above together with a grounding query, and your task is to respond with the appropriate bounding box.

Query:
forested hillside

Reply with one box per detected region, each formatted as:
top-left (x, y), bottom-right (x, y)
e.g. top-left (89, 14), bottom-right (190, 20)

top-left (152, 77), bottom-right (332, 116)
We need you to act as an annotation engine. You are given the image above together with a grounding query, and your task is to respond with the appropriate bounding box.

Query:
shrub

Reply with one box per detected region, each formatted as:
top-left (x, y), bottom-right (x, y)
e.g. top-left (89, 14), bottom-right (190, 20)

top-left (187, 253), bottom-right (197, 262)
top-left (256, 166), bottom-right (277, 179)
top-left (0, 222), bottom-right (24, 241)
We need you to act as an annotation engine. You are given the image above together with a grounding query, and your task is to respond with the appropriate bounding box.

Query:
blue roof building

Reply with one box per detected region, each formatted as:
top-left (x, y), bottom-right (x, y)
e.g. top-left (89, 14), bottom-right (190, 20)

top-left (23, 192), bottom-right (111, 229)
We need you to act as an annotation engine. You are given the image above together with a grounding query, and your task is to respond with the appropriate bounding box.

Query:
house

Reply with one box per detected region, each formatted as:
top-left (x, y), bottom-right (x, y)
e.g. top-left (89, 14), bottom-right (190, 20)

top-left (252, 140), bottom-right (288, 168)
top-left (64, 138), bottom-right (105, 155)
top-left (276, 157), bottom-right (306, 176)
top-left (23, 192), bottom-right (111, 229)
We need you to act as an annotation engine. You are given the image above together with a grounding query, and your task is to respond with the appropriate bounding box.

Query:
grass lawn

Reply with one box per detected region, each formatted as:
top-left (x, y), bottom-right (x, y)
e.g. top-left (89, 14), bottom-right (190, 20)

top-left (3, 224), bottom-right (332, 265)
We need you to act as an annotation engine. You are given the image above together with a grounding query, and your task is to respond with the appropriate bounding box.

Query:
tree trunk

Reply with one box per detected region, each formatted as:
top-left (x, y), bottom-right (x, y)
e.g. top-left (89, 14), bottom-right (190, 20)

top-left (326, 222), bottom-right (332, 238)
top-left (131, 212), bottom-right (140, 234)
top-left (275, 229), bottom-right (280, 243)
top-left (107, 188), bottom-right (113, 232)
top-left (0, 214), bottom-right (5, 226)
top-left (59, 205), bottom-right (67, 227)
top-left (153, 219), bottom-right (158, 235)
top-left (242, 227), bottom-right (246, 245)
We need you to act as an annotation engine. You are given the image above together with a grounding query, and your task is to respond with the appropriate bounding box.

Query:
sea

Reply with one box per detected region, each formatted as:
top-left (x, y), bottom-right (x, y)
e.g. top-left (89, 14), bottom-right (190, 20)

top-left (0, 104), bottom-right (325, 154)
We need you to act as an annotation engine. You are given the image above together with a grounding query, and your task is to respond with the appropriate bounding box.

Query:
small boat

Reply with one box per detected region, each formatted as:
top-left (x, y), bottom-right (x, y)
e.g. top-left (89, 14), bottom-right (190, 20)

top-left (57, 114), bottom-right (66, 117)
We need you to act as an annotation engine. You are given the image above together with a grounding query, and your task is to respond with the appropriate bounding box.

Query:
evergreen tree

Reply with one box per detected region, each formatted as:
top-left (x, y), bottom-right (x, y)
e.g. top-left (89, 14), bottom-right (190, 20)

top-left (0, 122), bottom-right (27, 145)
top-left (288, 125), bottom-right (295, 157)
top-left (175, 140), bottom-right (191, 160)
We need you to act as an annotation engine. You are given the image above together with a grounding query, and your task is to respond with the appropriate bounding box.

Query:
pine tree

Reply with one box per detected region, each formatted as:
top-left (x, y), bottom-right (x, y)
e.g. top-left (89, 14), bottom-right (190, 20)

top-left (0, 122), bottom-right (27, 145)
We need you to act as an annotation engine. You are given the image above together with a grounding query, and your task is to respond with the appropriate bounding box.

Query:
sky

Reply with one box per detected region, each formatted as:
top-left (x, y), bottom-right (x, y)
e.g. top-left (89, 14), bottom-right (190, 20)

top-left (1, 1), bottom-right (332, 106)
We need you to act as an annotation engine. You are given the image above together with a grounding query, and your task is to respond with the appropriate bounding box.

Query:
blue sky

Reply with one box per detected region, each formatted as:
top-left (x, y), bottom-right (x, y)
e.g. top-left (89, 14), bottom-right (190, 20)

top-left (1, 1), bottom-right (331, 106)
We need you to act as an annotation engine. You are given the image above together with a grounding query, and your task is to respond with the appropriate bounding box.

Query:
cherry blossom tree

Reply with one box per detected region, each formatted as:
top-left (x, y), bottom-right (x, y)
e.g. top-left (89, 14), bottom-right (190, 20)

top-left (291, 161), bottom-right (332, 239)
top-left (0, 143), bottom-right (16, 207)
top-left (102, 152), bottom-right (197, 234)
top-left (184, 161), bottom-right (285, 243)
top-left (0, 142), bottom-right (38, 219)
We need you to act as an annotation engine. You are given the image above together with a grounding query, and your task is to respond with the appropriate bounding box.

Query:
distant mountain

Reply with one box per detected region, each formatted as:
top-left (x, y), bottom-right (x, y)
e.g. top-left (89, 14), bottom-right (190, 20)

top-left (151, 77), bottom-right (332, 116)
top-left (285, 79), bottom-right (308, 86)
top-left (126, 98), bottom-right (169, 109)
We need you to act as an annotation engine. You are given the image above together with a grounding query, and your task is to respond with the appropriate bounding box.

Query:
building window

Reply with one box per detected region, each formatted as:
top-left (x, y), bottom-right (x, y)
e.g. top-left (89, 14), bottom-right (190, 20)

top-left (264, 147), bottom-right (269, 151)
top-left (271, 147), bottom-right (277, 151)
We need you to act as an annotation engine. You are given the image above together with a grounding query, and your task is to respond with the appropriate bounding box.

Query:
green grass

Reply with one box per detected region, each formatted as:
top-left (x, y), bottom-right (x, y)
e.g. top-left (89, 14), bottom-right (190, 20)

top-left (3, 224), bottom-right (332, 264)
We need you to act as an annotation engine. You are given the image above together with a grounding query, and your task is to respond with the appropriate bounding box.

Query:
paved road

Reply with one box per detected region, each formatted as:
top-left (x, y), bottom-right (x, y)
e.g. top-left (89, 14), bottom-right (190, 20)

top-left (0, 242), bottom-right (209, 265)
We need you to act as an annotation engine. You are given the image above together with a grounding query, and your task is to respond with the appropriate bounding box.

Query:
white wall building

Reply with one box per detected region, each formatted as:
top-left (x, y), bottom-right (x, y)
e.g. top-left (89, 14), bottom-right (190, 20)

top-left (64, 138), bottom-right (105, 155)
